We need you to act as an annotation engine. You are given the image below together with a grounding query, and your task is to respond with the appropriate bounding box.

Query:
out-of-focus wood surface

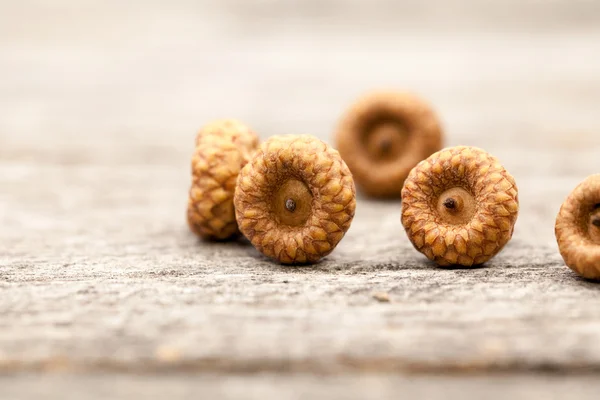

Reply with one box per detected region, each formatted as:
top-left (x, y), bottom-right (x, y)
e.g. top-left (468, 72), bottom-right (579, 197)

top-left (1, 1), bottom-right (600, 398)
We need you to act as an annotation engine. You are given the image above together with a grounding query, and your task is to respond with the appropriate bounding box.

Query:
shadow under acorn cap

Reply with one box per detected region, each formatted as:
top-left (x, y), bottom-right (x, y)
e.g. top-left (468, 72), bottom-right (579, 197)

top-left (335, 91), bottom-right (443, 198)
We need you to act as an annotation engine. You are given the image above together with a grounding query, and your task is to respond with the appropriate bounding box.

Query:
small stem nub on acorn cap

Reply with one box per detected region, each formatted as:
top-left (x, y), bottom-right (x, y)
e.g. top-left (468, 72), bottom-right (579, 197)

top-left (379, 138), bottom-right (392, 154)
top-left (285, 198), bottom-right (296, 212)
top-left (443, 198), bottom-right (457, 210)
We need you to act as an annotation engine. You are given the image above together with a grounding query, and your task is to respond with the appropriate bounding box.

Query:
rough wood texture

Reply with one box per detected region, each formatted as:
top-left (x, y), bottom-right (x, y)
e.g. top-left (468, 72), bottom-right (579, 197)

top-left (4, 373), bottom-right (600, 400)
top-left (1, 0), bottom-right (600, 397)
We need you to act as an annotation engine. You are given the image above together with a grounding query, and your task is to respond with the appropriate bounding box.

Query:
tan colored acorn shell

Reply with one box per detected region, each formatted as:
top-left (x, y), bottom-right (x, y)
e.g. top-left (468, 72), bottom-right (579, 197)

top-left (234, 134), bottom-right (356, 264)
top-left (335, 91), bottom-right (443, 198)
top-left (187, 120), bottom-right (259, 240)
top-left (401, 146), bottom-right (519, 267)
top-left (196, 119), bottom-right (259, 152)
top-left (555, 174), bottom-right (600, 280)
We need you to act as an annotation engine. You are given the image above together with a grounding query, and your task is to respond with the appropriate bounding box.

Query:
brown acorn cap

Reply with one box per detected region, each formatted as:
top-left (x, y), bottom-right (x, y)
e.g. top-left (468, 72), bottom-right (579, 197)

top-left (555, 174), bottom-right (600, 280)
top-left (187, 120), bottom-right (259, 240)
top-left (234, 135), bottom-right (356, 264)
top-left (401, 146), bottom-right (519, 267)
top-left (196, 119), bottom-right (258, 154)
top-left (335, 91), bottom-right (443, 198)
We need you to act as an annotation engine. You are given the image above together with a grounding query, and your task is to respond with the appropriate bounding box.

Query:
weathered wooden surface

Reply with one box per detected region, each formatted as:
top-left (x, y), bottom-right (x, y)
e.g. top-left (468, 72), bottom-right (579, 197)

top-left (1, 0), bottom-right (600, 397)
top-left (4, 373), bottom-right (600, 400)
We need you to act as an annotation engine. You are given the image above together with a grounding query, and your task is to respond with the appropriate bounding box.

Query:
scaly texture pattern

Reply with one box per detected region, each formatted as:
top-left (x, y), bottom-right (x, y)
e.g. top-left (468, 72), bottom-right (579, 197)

top-left (195, 120), bottom-right (259, 152)
top-left (187, 120), bottom-right (259, 240)
top-left (234, 135), bottom-right (356, 264)
top-left (335, 91), bottom-right (443, 198)
top-left (555, 174), bottom-right (600, 280)
top-left (401, 146), bottom-right (519, 266)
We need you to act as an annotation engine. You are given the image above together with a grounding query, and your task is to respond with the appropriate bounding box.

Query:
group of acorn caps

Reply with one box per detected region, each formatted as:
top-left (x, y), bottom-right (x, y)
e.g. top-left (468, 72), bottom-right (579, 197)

top-left (187, 91), bottom-right (600, 280)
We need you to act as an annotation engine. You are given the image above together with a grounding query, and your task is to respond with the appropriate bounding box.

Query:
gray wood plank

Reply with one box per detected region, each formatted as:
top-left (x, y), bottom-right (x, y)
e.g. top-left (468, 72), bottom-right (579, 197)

top-left (4, 373), bottom-right (600, 400)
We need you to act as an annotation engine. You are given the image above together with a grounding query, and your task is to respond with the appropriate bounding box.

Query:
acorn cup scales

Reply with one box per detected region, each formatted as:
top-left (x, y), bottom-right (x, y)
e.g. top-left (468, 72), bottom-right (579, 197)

top-left (335, 91), bottom-right (443, 198)
top-left (234, 134), bottom-right (356, 264)
top-left (401, 146), bottom-right (519, 267)
top-left (555, 174), bottom-right (600, 280)
top-left (187, 120), bottom-right (259, 240)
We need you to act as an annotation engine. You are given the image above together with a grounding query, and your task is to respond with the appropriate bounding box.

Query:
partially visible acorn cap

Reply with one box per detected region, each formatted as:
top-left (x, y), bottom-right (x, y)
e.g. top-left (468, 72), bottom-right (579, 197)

top-left (234, 134), bottom-right (356, 264)
top-left (196, 119), bottom-right (258, 154)
top-left (187, 120), bottom-right (259, 240)
top-left (401, 146), bottom-right (519, 267)
top-left (555, 174), bottom-right (600, 280)
top-left (335, 91), bottom-right (443, 198)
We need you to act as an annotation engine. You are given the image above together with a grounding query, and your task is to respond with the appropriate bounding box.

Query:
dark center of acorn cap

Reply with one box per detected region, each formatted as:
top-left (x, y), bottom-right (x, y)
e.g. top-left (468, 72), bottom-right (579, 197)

top-left (443, 198), bottom-right (457, 210)
top-left (436, 187), bottom-right (476, 225)
top-left (379, 137), bottom-right (392, 154)
top-left (365, 121), bottom-right (408, 161)
top-left (273, 179), bottom-right (313, 227)
top-left (591, 205), bottom-right (600, 228)
top-left (590, 207), bottom-right (600, 244)
top-left (285, 198), bottom-right (296, 212)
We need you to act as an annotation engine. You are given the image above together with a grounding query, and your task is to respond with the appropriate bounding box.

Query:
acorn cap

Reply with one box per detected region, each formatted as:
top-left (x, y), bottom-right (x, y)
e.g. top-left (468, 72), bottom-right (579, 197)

top-left (401, 146), bottom-right (519, 267)
top-left (555, 174), bottom-right (600, 280)
top-left (187, 120), bottom-right (259, 240)
top-left (234, 134), bottom-right (356, 264)
top-left (196, 119), bottom-right (258, 154)
top-left (335, 91), bottom-right (443, 198)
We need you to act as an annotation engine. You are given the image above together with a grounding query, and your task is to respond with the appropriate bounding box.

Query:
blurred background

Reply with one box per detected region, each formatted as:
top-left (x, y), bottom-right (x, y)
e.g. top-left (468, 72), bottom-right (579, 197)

top-left (1, 0), bottom-right (599, 175)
